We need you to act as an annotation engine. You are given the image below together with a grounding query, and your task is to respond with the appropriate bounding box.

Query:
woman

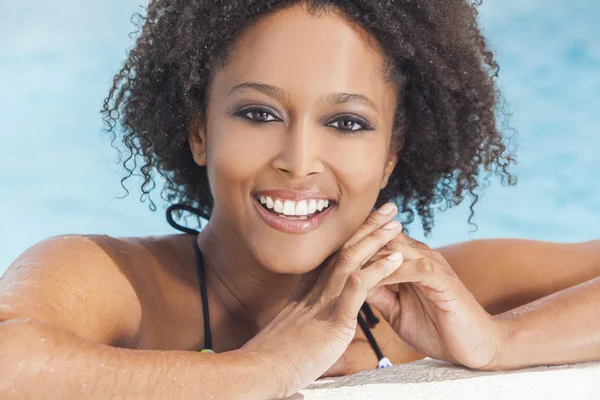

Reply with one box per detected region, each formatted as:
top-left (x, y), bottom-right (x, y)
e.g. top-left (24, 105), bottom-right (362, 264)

top-left (1, 0), bottom-right (599, 398)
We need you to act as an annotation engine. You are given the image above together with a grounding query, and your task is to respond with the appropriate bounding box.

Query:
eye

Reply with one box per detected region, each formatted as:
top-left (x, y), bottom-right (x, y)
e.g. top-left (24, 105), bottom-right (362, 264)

top-left (327, 115), bottom-right (373, 133)
top-left (235, 106), bottom-right (280, 123)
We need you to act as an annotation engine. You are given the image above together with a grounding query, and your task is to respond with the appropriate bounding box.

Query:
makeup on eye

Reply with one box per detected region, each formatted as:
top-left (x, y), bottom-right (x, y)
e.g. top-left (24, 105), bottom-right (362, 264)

top-left (326, 114), bottom-right (374, 133)
top-left (233, 105), bottom-right (282, 123)
top-left (230, 105), bottom-right (375, 133)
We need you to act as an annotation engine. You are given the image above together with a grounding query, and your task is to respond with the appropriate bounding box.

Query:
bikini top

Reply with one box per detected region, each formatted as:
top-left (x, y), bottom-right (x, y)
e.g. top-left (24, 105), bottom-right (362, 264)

top-left (166, 204), bottom-right (392, 369)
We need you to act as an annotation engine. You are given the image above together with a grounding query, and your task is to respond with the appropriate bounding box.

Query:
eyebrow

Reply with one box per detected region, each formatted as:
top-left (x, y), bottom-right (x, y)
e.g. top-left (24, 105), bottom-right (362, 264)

top-left (229, 82), bottom-right (290, 103)
top-left (325, 92), bottom-right (379, 113)
top-left (228, 82), bottom-right (379, 113)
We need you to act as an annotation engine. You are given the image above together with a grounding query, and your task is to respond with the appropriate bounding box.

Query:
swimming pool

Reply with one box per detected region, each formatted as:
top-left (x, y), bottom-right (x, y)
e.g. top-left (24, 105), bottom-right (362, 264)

top-left (1, 0), bottom-right (599, 274)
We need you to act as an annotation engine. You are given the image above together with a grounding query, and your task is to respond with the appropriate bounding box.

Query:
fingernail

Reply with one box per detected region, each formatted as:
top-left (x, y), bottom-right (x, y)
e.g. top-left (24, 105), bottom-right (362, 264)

top-left (387, 252), bottom-right (403, 261)
top-left (382, 220), bottom-right (401, 230)
top-left (378, 203), bottom-right (396, 215)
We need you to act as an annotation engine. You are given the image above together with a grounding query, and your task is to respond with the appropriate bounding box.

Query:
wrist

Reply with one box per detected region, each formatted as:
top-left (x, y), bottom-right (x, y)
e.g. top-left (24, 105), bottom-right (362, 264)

top-left (479, 314), bottom-right (521, 371)
top-left (234, 349), bottom-right (288, 399)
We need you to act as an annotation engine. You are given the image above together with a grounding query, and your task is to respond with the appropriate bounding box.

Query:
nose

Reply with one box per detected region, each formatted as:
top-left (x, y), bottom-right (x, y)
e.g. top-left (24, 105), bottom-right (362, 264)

top-left (271, 119), bottom-right (325, 178)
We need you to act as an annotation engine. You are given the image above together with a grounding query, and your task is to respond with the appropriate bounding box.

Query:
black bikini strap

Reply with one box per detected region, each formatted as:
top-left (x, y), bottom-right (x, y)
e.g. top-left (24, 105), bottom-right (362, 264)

top-left (361, 302), bottom-right (381, 326)
top-left (194, 241), bottom-right (212, 350)
top-left (166, 204), bottom-right (212, 350)
top-left (166, 203), bottom-right (385, 362)
top-left (358, 308), bottom-right (384, 361)
top-left (166, 204), bottom-right (208, 235)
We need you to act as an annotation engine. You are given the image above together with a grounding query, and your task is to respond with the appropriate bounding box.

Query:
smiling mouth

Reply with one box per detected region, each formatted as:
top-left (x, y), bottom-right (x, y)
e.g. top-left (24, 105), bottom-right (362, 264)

top-left (253, 194), bottom-right (336, 220)
top-left (251, 193), bottom-right (337, 234)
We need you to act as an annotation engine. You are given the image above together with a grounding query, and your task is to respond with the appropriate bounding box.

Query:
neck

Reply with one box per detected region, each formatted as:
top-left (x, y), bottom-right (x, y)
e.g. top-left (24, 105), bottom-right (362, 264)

top-left (196, 216), bottom-right (301, 333)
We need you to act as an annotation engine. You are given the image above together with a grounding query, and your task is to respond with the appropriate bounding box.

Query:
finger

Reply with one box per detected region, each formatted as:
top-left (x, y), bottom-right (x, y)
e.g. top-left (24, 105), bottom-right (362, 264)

top-left (322, 220), bottom-right (403, 297)
top-left (377, 258), bottom-right (459, 294)
top-left (365, 285), bottom-right (400, 323)
top-left (335, 252), bottom-right (404, 320)
top-left (381, 241), bottom-right (456, 275)
top-left (341, 202), bottom-right (399, 250)
top-left (303, 203), bottom-right (399, 300)
top-left (390, 231), bottom-right (430, 251)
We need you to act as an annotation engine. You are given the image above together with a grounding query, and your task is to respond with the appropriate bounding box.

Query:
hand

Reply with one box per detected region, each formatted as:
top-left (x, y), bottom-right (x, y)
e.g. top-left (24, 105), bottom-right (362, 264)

top-left (241, 203), bottom-right (405, 398)
top-left (365, 231), bottom-right (508, 370)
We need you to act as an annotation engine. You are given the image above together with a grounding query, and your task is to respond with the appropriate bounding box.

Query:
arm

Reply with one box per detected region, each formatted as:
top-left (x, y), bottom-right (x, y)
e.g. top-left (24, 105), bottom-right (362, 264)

top-left (0, 318), bottom-right (278, 399)
top-left (437, 239), bottom-right (600, 316)
top-left (489, 275), bottom-right (600, 371)
top-left (436, 238), bottom-right (600, 371)
top-left (0, 235), bottom-right (282, 399)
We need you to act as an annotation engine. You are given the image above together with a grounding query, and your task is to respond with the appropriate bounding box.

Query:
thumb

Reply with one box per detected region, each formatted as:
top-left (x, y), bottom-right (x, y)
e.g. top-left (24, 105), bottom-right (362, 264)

top-left (366, 286), bottom-right (400, 323)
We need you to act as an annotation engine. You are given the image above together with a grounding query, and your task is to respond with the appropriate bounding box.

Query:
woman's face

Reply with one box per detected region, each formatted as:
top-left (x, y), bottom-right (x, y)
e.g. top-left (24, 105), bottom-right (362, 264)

top-left (191, 4), bottom-right (399, 273)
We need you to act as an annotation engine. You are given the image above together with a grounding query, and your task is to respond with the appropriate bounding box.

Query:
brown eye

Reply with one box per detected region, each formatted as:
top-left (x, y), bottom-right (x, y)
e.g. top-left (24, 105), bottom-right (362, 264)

top-left (327, 115), bottom-right (372, 133)
top-left (247, 110), bottom-right (275, 122)
top-left (338, 119), bottom-right (360, 131)
top-left (235, 106), bottom-right (279, 123)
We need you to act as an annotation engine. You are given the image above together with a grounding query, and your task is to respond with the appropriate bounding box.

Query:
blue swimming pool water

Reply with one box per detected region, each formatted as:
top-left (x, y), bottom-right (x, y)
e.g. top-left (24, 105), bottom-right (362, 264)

top-left (1, 0), bottom-right (599, 274)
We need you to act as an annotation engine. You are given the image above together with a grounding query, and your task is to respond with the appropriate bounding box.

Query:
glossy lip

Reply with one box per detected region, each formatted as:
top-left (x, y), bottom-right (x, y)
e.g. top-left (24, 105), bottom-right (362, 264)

top-left (252, 195), bottom-right (336, 234)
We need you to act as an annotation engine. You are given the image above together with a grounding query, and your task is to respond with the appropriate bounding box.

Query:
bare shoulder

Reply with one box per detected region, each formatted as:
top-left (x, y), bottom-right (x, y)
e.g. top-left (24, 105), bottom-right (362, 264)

top-left (0, 233), bottom-right (199, 348)
top-left (434, 238), bottom-right (600, 315)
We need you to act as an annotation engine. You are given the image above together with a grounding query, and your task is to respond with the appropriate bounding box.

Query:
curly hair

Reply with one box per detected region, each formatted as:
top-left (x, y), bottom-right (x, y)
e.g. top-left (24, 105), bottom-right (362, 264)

top-left (102, 0), bottom-right (516, 236)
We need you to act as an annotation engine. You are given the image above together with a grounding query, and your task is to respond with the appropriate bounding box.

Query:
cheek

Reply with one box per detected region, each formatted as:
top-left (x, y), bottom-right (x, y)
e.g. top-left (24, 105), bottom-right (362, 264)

top-left (327, 139), bottom-right (385, 195)
top-left (205, 120), bottom-right (280, 205)
top-left (216, 127), bottom-right (282, 168)
top-left (327, 140), bottom-right (388, 237)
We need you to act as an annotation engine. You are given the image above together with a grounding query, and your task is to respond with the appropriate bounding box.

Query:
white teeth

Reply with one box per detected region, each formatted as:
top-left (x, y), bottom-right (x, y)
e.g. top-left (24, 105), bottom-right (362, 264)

top-left (316, 200), bottom-right (325, 212)
top-left (295, 200), bottom-right (308, 216)
top-left (282, 200), bottom-right (296, 216)
top-left (274, 199), bottom-right (284, 213)
top-left (257, 195), bottom-right (333, 216)
top-left (308, 199), bottom-right (317, 214)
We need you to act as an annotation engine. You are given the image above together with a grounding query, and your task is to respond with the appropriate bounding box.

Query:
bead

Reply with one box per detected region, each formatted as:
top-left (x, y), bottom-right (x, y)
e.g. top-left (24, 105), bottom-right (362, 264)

top-left (200, 349), bottom-right (215, 354)
top-left (378, 357), bottom-right (393, 369)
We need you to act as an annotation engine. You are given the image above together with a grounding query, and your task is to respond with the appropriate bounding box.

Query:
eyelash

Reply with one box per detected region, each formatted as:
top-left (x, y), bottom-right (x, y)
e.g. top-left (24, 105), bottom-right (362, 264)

top-left (233, 106), bottom-right (374, 134)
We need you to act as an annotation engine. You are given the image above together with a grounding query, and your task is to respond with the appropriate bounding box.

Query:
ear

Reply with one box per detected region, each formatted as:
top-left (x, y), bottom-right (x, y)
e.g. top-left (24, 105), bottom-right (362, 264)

top-left (188, 115), bottom-right (207, 166)
top-left (381, 151), bottom-right (398, 189)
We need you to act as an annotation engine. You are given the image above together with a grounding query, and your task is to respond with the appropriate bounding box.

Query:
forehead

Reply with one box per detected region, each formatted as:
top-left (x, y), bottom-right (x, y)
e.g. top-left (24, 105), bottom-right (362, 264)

top-left (213, 5), bottom-right (394, 105)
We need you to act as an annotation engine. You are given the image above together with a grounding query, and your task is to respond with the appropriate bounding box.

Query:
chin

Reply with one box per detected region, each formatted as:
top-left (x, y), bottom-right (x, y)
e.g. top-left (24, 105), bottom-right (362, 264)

top-left (255, 243), bottom-right (334, 275)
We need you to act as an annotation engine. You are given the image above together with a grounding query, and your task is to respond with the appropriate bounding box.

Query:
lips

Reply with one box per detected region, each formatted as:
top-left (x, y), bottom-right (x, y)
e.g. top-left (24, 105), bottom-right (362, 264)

top-left (252, 192), bottom-right (336, 234)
